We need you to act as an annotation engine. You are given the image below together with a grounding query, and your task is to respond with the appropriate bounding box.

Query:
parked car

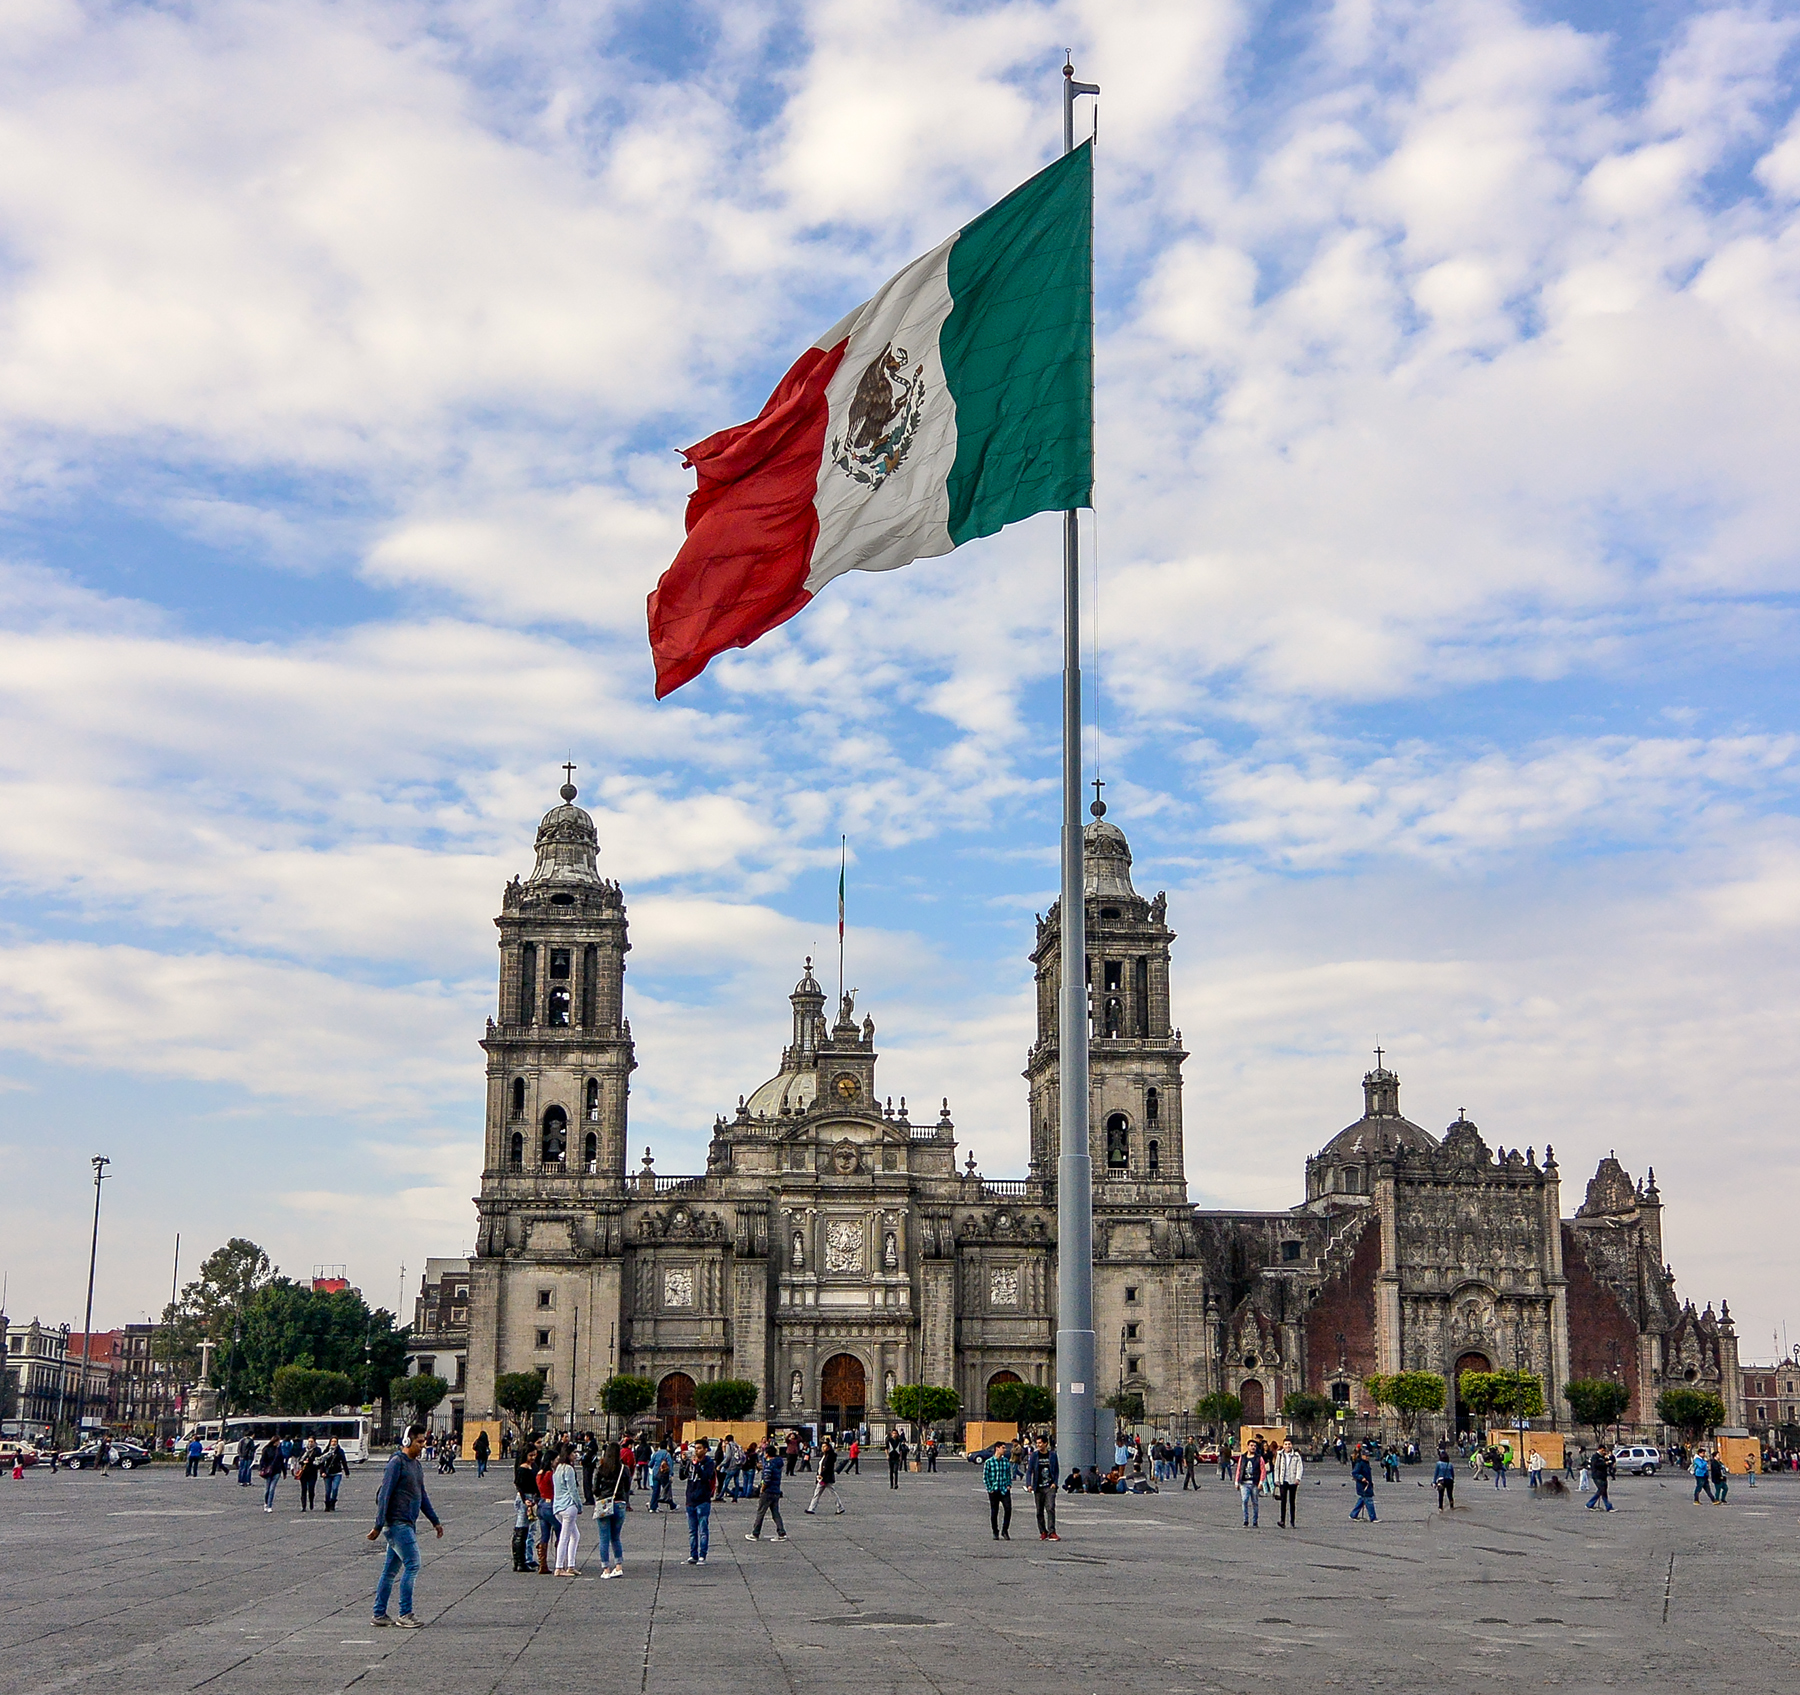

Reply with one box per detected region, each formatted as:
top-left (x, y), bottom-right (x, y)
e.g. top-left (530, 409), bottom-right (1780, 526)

top-left (1613, 1444), bottom-right (1661, 1475)
top-left (0, 1440), bottom-right (40, 1468)
top-left (1197, 1445), bottom-right (1220, 1463)
top-left (60, 1440), bottom-right (152, 1470)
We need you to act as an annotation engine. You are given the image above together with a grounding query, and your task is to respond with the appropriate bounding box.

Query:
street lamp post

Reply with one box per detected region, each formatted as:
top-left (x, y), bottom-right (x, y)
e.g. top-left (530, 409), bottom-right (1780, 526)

top-left (73, 1156), bottom-right (111, 1445)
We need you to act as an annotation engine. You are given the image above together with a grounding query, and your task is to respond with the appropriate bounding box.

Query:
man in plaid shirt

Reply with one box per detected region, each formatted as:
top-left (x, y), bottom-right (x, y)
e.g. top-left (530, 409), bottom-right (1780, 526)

top-left (984, 1445), bottom-right (1014, 1540)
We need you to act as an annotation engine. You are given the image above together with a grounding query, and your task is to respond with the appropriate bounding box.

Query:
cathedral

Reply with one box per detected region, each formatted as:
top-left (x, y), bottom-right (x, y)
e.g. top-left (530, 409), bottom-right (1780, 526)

top-left (463, 780), bottom-right (1739, 1441)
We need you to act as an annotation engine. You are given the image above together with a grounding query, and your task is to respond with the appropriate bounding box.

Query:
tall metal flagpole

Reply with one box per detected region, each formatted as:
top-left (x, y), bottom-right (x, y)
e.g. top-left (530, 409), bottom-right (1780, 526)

top-left (1056, 58), bottom-right (1100, 1478)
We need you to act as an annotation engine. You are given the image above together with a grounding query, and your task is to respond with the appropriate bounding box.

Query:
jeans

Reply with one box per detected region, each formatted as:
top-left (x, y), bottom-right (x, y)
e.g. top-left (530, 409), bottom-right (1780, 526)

top-left (649, 1475), bottom-right (673, 1512)
top-left (1240, 1483), bottom-right (1259, 1525)
top-left (538, 1501), bottom-right (557, 1558)
top-left (238, 1458), bottom-right (253, 1485)
top-left (927, 1451), bottom-right (937, 1472)
top-left (555, 1507), bottom-right (581, 1568)
top-left (374, 1522), bottom-right (420, 1618)
top-left (1587, 1485), bottom-right (1613, 1510)
top-left (1436, 1480), bottom-right (1454, 1509)
top-left (988, 1490), bottom-right (1012, 1536)
top-left (1351, 1490), bottom-right (1377, 1520)
top-left (263, 1474), bottom-right (280, 1509)
top-left (325, 1474), bottom-right (343, 1510)
top-left (596, 1503), bottom-right (624, 1566)
top-left (1694, 1477), bottom-right (1713, 1501)
top-left (300, 1475), bottom-right (317, 1510)
top-left (476, 1457), bottom-right (487, 1477)
top-left (751, 1495), bottom-right (786, 1537)
top-left (1034, 1486), bottom-right (1056, 1537)
top-left (687, 1501), bottom-right (711, 1560)
top-left (186, 1455), bottom-right (200, 1476)
top-left (1278, 1482), bottom-right (1298, 1525)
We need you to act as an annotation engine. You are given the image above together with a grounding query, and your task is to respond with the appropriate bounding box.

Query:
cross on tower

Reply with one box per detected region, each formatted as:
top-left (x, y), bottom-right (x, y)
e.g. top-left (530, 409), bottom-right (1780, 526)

top-left (1373, 1043), bottom-right (1385, 1070)
top-left (562, 761), bottom-right (577, 786)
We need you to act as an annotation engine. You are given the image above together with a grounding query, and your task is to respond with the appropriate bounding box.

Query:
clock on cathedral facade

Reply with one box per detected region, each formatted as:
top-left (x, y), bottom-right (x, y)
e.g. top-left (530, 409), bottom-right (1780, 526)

top-left (462, 780), bottom-right (1740, 1443)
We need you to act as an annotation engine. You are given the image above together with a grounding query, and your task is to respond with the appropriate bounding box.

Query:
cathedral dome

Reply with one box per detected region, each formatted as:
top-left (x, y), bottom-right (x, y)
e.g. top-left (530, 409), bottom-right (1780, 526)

top-left (743, 1068), bottom-right (818, 1118)
top-left (1315, 1064), bottom-right (1438, 1163)
top-left (1084, 818), bottom-right (1136, 899)
top-left (526, 780), bottom-right (602, 887)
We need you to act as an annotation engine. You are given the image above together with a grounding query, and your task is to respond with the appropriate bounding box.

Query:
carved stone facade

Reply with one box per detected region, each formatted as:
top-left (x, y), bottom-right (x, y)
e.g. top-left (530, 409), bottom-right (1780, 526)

top-left (464, 784), bottom-right (1735, 1441)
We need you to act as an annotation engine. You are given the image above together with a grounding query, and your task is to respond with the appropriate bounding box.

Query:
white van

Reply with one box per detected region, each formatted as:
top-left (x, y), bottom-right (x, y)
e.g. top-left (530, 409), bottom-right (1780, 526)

top-left (1614, 1444), bottom-right (1661, 1475)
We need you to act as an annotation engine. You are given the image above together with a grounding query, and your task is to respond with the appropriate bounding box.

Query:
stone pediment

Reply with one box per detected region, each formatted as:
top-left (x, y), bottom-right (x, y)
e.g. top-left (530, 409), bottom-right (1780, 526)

top-left (635, 1205), bottom-right (727, 1242)
top-left (525, 1217), bottom-right (576, 1256)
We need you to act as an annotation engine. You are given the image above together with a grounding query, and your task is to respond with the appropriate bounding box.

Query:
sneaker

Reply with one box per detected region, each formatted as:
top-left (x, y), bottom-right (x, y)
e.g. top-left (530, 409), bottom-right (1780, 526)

top-left (745, 1534), bottom-right (759, 1542)
top-left (775, 1534), bottom-right (788, 1542)
top-left (394, 1616), bottom-right (421, 1630)
top-left (697, 1556), bottom-right (706, 1564)
top-left (1046, 1533), bottom-right (1060, 1541)
top-left (683, 1557), bottom-right (697, 1565)
top-left (372, 1616), bottom-right (390, 1627)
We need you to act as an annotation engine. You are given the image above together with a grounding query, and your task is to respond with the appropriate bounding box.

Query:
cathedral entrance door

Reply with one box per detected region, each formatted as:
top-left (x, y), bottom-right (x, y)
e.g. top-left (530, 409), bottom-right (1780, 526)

top-left (657, 1371), bottom-right (696, 1435)
top-left (986, 1370), bottom-right (1022, 1418)
top-left (1453, 1353), bottom-right (1491, 1435)
top-left (821, 1353), bottom-right (866, 1434)
top-left (1239, 1378), bottom-right (1265, 1424)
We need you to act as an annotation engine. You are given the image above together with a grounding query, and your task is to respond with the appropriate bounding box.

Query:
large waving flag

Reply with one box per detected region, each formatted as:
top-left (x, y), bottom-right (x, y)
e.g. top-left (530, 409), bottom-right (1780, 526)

top-left (648, 143), bottom-right (1094, 698)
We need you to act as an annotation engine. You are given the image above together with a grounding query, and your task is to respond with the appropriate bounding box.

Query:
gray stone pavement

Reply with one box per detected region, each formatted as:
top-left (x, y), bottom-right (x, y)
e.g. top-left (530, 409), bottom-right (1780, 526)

top-left (1, 1457), bottom-right (1795, 1694)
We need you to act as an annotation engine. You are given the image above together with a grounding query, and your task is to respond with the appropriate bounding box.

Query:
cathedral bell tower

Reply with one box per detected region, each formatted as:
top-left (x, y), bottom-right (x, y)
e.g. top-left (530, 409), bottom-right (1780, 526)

top-left (1027, 812), bottom-right (1187, 1192)
top-left (479, 772), bottom-right (634, 1190)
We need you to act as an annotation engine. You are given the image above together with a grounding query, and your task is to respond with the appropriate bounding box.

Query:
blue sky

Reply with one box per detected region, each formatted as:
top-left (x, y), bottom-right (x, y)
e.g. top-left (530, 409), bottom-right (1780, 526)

top-left (2, 0), bottom-right (1798, 1360)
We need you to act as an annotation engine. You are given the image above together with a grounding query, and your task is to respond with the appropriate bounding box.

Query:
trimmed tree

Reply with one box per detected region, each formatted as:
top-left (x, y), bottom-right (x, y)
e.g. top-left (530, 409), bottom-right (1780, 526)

top-left (599, 1373), bottom-right (657, 1429)
top-left (1281, 1390), bottom-right (1334, 1438)
top-left (1365, 1371), bottom-right (1446, 1436)
top-left (890, 1384), bottom-right (962, 1432)
top-left (1102, 1388), bottom-right (1145, 1428)
top-left (1564, 1378), bottom-right (1631, 1442)
top-left (390, 1373), bottom-right (449, 1427)
top-left (693, 1379), bottom-right (759, 1421)
top-left (1194, 1390), bottom-right (1243, 1439)
top-left (271, 1366), bottom-right (359, 1415)
top-left (1656, 1386), bottom-right (1726, 1441)
top-left (989, 1381), bottom-right (1056, 1428)
top-left (496, 1369), bottom-right (549, 1440)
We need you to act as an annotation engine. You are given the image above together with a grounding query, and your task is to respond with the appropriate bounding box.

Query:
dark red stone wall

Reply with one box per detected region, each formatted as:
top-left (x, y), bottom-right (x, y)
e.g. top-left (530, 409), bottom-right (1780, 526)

top-left (1305, 1218), bottom-right (1381, 1402)
top-left (1563, 1224), bottom-right (1644, 1421)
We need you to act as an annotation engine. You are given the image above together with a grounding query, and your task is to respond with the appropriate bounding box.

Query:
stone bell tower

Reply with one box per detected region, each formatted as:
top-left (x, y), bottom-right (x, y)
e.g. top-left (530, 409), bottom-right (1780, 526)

top-left (1026, 812), bottom-right (1187, 1191)
top-left (479, 771), bottom-right (634, 1189)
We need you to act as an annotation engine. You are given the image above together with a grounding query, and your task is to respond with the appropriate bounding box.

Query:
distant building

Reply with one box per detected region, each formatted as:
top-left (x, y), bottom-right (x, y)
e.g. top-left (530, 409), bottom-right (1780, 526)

top-left (3, 1319), bottom-right (72, 1440)
top-left (1738, 1356), bottom-right (1800, 1440)
top-left (404, 1259), bottom-right (470, 1434)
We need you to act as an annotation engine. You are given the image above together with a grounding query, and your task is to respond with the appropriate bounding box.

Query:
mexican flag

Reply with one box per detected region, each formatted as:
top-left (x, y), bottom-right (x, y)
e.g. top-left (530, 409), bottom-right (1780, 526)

top-left (648, 143), bottom-right (1093, 698)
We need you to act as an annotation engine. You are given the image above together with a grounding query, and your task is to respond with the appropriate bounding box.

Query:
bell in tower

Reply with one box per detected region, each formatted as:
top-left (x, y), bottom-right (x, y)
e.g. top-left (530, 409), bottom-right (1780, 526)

top-left (479, 767), bottom-right (635, 1188)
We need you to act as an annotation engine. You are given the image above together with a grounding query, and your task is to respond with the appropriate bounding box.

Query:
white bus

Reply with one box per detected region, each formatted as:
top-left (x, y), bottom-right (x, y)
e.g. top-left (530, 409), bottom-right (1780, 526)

top-left (182, 1414), bottom-right (375, 1462)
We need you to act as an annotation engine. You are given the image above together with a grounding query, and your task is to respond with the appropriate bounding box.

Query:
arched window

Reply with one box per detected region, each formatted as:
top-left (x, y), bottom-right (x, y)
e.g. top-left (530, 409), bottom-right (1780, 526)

top-left (547, 948), bottom-right (571, 1026)
top-left (519, 943), bottom-right (537, 1026)
top-left (511, 1077), bottom-right (526, 1119)
top-left (1147, 1138), bottom-right (1160, 1175)
top-left (581, 944), bottom-right (597, 1028)
top-left (508, 1131), bottom-right (523, 1171)
top-left (1105, 1112), bottom-right (1130, 1171)
top-left (1145, 1087), bottom-right (1158, 1125)
top-left (582, 1131), bottom-right (598, 1173)
top-left (585, 1078), bottom-right (600, 1121)
top-left (1344, 1165), bottom-right (1362, 1195)
top-left (541, 1106), bottom-right (567, 1167)
top-left (1104, 996), bottom-right (1122, 1037)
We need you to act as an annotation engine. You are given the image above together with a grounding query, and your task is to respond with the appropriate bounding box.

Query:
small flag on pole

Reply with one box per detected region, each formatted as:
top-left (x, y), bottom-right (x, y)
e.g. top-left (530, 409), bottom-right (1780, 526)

top-left (647, 144), bottom-right (1094, 697)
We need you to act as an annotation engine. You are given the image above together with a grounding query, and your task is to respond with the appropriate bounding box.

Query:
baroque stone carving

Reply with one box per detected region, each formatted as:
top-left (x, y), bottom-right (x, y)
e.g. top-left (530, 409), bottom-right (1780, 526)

top-left (990, 1267), bottom-right (1019, 1306)
top-left (825, 1221), bottom-right (865, 1273)
top-left (663, 1267), bottom-right (694, 1308)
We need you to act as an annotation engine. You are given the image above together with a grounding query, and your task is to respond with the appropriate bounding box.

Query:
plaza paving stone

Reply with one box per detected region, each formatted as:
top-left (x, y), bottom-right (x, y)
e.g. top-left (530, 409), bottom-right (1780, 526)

top-left (1, 1457), bottom-right (1795, 1694)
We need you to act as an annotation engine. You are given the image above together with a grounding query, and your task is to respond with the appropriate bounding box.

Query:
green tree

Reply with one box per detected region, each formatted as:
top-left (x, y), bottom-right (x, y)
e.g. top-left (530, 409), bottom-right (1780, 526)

top-left (271, 1366), bottom-right (359, 1415)
top-left (1102, 1389), bottom-right (1145, 1427)
top-left (989, 1381), bottom-right (1056, 1427)
top-left (1458, 1370), bottom-right (1502, 1420)
top-left (1656, 1386), bottom-right (1727, 1440)
top-left (1193, 1390), bottom-right (1243, 1436)
top-left (496, 1370), bottom-right (549, 1438)
top-left (1281, 1390), bottom-right (1333, 1436)
top-left (693, 1379), bottom-right (759, 1421)
top-left (599, 1373), bottom-right (656, 1424)
top-left (1563, 1378), bottom-right (1631, 1441)
top-left (889, 1384), bottom-right (962, 1430)
top-left (159, 1238), bottom-right (277, 1394)
top-left (1366, 1371), bottom-right (1447, 1434)
top-left (1460, 1369), bottom-right (1544, 1426)
top-left (391, 1374), bottom-right (450, 1425)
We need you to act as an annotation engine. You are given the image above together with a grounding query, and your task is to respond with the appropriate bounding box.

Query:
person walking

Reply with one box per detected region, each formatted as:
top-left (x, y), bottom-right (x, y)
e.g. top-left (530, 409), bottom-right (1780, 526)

top-left (648, 1440), bottom-right (675, 1514)
top-left (1235, 1442), bottom-right (1264, 1528)
top-left (1349, 1450), bottom-right (1377, 1521)
top-left (236, 1433), bottom-right (256, 1487)
top-left (511, 1442), bottom-right (540, 1572)
top-left (784, 1429), bottom-right (802, 1477)
top-left (846, 1436), bottom-right (860, 1475)
top-left (258, 1436), bottom-right (285, 1514)
top-left (1273, 1439), bottom-right (1304, 1528)
top-left (1492, 1445), bottom-right (1508, 1488)
top-left (806, 1437), bottom-right (847, 1516)
top-left (746, 1443), bottom-right (788, 1543)
top-left (368, 1425), bottom-right (443, 1628)
top-left (887, 1428), bottom-right (906, 1489)
top-left (593, 1441), bottom-right (632, 1578)
top-left (1183, 1440), bottom-right (1199, 1491)
top-left (1433, 1450), bottom-right (1457, 1510)
top-left (581, 1432), bottom-right (597, 1504)
top-left (984, 1443), bottom-right (1014, 1541)
top-left (1710, 1452), bottom-right (1729, 1504)
top-left (1692, 1448), bottom-right (1714, 1503)
top-left (550, 1443), bottom-right (584, 1575)
top-left (1528, 1448), bottom-right (1544, 1490)
top-left (684, 1437), bottom-right (717, 1565)
top-left (296, 1440), bottom-right (321, 1511)
top-left (185, 1435), bottom-right (204, 1477)
top-left (473, 1427), bottom-right (490, 1479)
top-left (1026, 1434), bottom-right (1059, 1541)
top-left (1586, 1444), bottom-right (1615, 1511)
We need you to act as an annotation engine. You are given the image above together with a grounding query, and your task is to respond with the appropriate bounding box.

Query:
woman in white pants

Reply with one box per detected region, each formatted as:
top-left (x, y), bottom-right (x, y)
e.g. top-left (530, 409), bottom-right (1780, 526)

top-left (552, 1444), bottom-right (584, 1575)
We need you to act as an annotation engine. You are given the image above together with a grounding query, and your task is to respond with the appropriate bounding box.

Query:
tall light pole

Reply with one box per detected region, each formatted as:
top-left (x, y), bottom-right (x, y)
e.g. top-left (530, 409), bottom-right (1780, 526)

top-left (74, 1156), bottom-right (111, 1443)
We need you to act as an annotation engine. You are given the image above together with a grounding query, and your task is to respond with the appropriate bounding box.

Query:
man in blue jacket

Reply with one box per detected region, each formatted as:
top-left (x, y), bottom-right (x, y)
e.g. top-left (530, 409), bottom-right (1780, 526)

top-left (1026, 1434), bottom-right (1060, 1541)
top-left (368, 1426), bottom-right (444, 1628)
top-left (745, 1442), bottom-right (788, 1542)
top-left (1349, 1449), bottom-right (1377, 1521)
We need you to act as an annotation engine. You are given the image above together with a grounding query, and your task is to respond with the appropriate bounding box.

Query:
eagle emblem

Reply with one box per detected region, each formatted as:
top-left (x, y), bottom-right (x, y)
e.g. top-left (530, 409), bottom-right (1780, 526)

top-left (829, 342), bottom-right (927, 488)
